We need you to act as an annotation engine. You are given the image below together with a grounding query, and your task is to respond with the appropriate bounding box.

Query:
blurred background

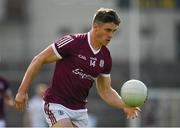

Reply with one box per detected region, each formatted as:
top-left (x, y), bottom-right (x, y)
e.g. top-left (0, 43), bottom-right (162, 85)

top-left (0, 0), bottom-right (180, 127)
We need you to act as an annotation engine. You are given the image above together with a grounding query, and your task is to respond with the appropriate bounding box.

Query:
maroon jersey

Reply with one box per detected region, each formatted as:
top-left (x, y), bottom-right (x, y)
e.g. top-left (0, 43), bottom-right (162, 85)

top-left (44, 32), bottom-right (112, 109)
top-left (0, 76), bottom-right (9, 119)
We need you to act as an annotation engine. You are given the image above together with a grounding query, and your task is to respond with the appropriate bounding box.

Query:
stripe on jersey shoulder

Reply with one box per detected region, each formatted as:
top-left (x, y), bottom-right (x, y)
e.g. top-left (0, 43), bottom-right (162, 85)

top-left (51, 43), bottom-right (62, 59)
top-left (100, 73), bottom-right (111, 77)
top-left (56, 35), bottom-right (74, 48)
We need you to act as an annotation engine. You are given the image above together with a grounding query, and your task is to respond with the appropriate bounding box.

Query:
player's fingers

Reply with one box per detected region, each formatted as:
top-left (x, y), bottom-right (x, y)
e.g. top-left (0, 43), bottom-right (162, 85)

top-left (22, 101), bottom-right (26, 112)
top-left (130, 115), bottom-right (135, 119)
top-left (130, 111), bottom-right (137, 119)
top-left (127, 112), bottom-right (132, 119)
top-left (135, 111), bottom-right (138, 117)
top-left (128, 112), bottom-right (134, 119)
top-left (19, 102), bottom-right (23, 112)
top-left (15, 100), bottom-right (24, 112)
top-left (17, 103), bottom-right (22, 112)
top-left (15, 101), bottom-right (19, 110)
top-left (135, 107), bottom-right (141, 111)
top-left (22, 102), bottom-right (26, 112)
top-left (15, 100), bottom-right (20, 109)
top-left (131, 113), bottom-right (136, 119)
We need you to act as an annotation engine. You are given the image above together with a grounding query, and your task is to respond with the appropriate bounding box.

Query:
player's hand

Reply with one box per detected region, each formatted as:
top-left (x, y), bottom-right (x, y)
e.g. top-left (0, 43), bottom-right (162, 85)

top-left (123, 106), bottom-right (141, 119)
top-left (15, 92), bottom-right (28, 112)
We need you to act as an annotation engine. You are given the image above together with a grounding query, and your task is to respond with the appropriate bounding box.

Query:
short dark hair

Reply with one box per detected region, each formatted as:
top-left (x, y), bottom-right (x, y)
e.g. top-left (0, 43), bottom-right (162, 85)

top-left (93, 8), bottom-right (121, 26)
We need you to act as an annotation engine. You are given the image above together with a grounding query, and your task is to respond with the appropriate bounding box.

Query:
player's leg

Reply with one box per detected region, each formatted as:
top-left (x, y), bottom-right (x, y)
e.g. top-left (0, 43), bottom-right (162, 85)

top-left (52, 118), bottom-right (75, 127)
top-left (68, 108), bottom-right (88, 127)
top-left (71, 118), bottom-right (88, 127)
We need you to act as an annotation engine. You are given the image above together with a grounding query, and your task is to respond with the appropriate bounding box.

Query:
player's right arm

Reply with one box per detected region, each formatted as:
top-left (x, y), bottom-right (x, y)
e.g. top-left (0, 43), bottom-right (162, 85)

top-left (15, 45), bottom-right (59, 112)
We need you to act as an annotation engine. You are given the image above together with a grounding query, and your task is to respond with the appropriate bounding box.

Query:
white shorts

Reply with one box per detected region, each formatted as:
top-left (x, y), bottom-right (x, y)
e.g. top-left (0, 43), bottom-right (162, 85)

top-left (43, 101), bottom-right (88, 127)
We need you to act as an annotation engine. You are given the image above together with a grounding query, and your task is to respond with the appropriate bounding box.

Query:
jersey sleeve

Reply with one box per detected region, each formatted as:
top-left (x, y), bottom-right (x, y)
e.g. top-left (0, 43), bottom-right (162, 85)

top-left (51, 35), bottom-right (75, 59)
top-left (100, 52), bottom-right (112, 77)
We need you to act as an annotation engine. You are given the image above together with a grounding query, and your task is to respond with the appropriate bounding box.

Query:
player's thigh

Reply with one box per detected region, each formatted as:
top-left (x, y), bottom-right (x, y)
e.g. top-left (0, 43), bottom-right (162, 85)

top-left (52, 118), bottom-right (75, 128)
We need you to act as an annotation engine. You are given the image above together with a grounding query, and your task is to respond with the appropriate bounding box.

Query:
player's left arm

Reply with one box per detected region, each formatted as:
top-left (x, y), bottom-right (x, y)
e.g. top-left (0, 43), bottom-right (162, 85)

top-left (96, 75), bottom-right (140, 119)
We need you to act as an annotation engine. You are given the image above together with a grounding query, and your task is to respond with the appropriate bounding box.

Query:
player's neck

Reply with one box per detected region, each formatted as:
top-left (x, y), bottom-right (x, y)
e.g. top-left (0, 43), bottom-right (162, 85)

top-left (90, 31), bottom-right (102, 50)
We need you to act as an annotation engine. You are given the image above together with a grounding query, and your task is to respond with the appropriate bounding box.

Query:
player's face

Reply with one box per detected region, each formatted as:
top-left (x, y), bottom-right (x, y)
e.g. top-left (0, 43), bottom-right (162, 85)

top-left (94, 22), bottom-right (118, 46)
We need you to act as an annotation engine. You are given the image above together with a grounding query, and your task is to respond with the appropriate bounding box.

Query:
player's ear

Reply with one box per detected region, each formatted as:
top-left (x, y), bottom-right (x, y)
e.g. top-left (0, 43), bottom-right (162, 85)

top-left (93, 23), bottom-right (99, 32)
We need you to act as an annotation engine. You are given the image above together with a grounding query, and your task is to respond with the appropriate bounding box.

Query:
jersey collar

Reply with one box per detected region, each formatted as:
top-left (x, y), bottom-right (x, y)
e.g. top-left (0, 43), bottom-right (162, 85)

top-left (88, 32), bottom-right (101, 55)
